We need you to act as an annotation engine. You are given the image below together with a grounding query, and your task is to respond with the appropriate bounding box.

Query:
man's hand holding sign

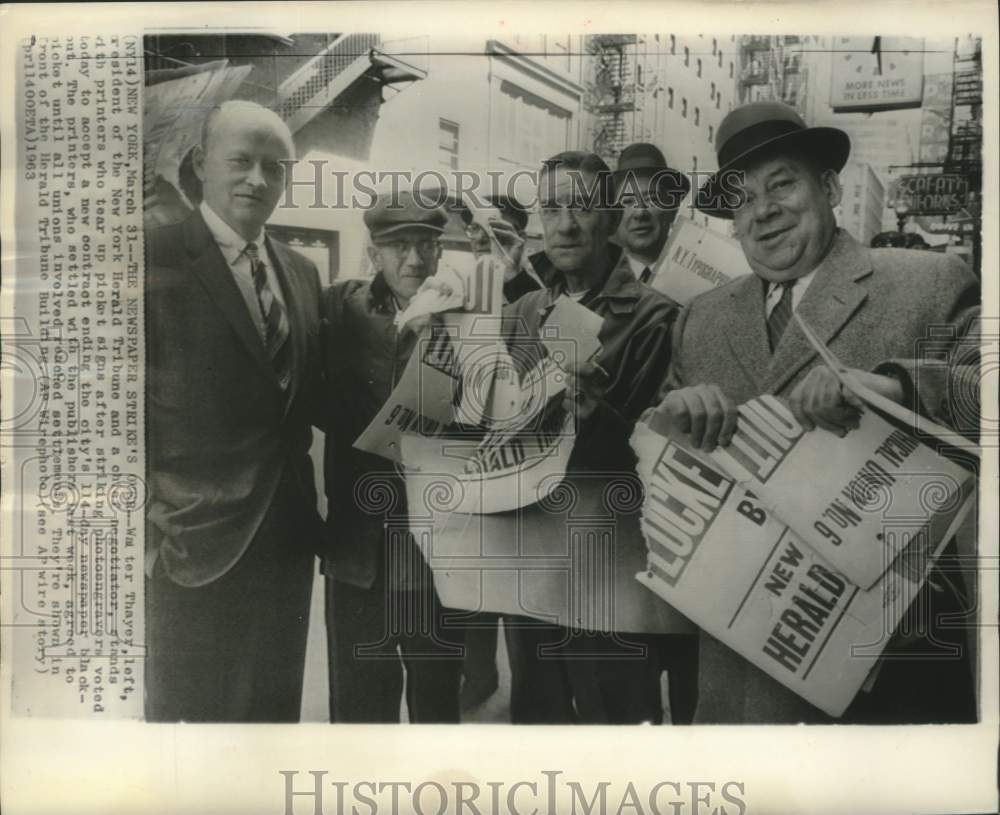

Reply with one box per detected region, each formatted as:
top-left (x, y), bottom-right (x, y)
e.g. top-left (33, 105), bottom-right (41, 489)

top-left (642, 100), bottom-right (980, 725)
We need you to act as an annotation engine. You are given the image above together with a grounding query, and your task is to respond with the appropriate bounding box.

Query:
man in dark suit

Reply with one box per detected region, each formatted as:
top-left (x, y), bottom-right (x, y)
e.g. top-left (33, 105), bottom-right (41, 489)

top-left (652, 101), bottom-right (980, 724)
top-left (144, 100), bottom-right (322, 722)
top-left (612, 142), bottom-right (689, 286)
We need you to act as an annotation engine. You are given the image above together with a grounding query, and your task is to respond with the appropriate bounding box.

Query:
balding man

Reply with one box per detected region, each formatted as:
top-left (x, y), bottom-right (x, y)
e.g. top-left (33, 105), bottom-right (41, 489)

top-left (144, 101), bottom-right (323, 721)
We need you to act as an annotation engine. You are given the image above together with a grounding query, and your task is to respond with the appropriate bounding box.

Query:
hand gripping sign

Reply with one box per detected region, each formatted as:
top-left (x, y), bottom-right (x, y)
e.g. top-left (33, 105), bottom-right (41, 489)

top-left (632, 315), bottom-right (977, 714)
top-left (631, 419), bottom-right (974, 716)
top-left (387, 289), bottom-right (691, 634)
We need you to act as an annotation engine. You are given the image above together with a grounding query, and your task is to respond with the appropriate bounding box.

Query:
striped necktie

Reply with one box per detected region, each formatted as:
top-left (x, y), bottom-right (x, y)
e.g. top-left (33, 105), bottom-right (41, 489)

top-left (244, 241), bottom-right (291, 390)
top-left (766, 280), bottom-right (795, 352)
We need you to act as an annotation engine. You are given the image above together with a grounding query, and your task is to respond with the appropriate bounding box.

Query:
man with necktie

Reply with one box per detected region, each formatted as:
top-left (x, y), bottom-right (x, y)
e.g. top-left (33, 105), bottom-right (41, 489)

top-left (144, 100), bottom-right (323, 722)
top-left (651, 101), bottom-right (980, 724)
top-left (609, 143), bottom-right (700, 722)
top-left (612, 143), bottom-right (690, 286)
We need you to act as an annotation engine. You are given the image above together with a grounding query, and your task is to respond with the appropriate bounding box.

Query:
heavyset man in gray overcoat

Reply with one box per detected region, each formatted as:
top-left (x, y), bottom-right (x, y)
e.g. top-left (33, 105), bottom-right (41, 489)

top-left (652, 101), bottom-right (980, 724)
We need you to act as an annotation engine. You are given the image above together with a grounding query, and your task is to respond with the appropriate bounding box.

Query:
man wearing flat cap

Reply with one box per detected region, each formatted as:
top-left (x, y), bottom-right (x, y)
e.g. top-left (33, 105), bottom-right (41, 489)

top-left (652, 101), bottom-right (980, 724)
top-left (318, 190), bottom-right (464, 722)
top-left (612, 142), bottom-right (691, 286)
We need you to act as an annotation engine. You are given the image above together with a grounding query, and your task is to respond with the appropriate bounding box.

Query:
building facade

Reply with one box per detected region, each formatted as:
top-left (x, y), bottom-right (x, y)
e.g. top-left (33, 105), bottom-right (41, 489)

top-left (582, 33), bottom-right (741, 232)
top-left (837, 162), bottom-right (887, 246)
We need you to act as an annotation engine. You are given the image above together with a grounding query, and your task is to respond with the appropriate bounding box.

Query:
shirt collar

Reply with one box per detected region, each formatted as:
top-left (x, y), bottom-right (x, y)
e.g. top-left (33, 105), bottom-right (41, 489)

top-left (766, 265), bottom-right (818, 297)
top-left (626, 253), bottom-right (648, 279)
top-left (529, 244), bottom-right (643, 314)
top-left (200, 201), bottom-right (266, 265)
top-left (623, 239), bottom-right (669, 280)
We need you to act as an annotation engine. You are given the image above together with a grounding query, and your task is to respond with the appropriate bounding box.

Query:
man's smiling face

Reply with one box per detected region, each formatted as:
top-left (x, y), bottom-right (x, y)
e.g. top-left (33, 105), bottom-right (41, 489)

top-left (615, 174), bottom-right (680, 262)
top-left (195, 105), bottom-right (294, 242)
top-left (732, 153), bottom-right (841, 283)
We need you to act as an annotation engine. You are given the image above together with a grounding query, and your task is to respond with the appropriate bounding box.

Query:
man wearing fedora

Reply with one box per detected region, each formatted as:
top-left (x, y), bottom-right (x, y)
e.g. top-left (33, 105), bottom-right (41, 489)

top-left (652, 101), bottom-right (980, 724)
top-left (607, 143), bottom-right (701, 723)
top-left (319, 190), bottom-right (465, 722)
top-left (612, 143), bottom-right (691, 287)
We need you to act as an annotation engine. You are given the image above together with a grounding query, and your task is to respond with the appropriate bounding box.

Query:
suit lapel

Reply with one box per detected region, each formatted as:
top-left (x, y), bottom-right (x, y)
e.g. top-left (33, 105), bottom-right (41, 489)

top-left (183, 212), bottom-right (279, 389)
top-left (721, 274), bottom-right (772, 394)
top-left (765, 231), bottom-right (873, 394)
top-left (267, 236), bottom-right (307, 415)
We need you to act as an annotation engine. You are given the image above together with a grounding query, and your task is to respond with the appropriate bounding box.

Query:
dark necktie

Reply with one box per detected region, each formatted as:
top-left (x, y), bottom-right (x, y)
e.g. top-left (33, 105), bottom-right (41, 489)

top-left (766, 280), bottom-right (795, 352)
top-left (639, 265), bottom-right (652, 284)
top-left (245, 241), bottom-right (291, 390)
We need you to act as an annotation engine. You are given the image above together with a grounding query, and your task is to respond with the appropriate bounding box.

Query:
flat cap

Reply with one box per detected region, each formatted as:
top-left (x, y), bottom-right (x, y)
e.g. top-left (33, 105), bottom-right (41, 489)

top-left (364, 190), bottom-right (448, 239)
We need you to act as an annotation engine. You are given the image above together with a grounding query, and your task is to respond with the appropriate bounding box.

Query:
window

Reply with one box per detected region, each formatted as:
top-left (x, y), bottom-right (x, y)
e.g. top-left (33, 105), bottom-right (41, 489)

top-left (853, 203), bottom-right (861, 216)
top-left (710, 82), bottom-right (716, 100)
top-left (684, 46), bottom-right (689, 66)
top-left (667, 87), bottom-right (674, 109)
top-left (681, 98), bottom-right (687, 118)
top-left (268, 225), bottom-right (340, 284)
top-left (692, 155), bottom-right (698, 171)
top-left (694, 107), bottom-right (700, 126)
top-left (716, 94), bottom-right (721, 110)
top-left (697, 58), bottom-right (702, 77)
top-left (670, 34), bottom-right (676, 54)
top-left (729, 61), bottom-right (734, 78)
top-left (718, 51), bottom-right (723, 68)
top-left (712, 38), bottom-right (717, 54)
top-left (438, 119), bottom-right (460, 169)
top-left (708, 125), bottom-right (714, 142)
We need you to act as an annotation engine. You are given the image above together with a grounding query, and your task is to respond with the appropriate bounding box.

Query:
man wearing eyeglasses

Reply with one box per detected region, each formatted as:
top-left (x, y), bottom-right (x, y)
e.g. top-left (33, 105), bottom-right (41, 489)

top-left (318, 190), bottom-right (464, 723)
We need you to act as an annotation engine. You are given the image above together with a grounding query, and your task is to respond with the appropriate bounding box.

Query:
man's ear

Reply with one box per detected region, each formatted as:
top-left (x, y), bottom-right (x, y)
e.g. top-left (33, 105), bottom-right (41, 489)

top-left (366, 243), bottom-right (381, 271)
top-left (192, 145), bottom-right (206, 183)
top-left (821, 168), bottom-right (843, 209)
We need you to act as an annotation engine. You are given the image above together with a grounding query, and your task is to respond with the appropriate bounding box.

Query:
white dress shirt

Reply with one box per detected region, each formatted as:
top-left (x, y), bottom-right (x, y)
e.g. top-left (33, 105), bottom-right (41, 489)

top-left (764, 267), bottom-right (818, 318)
top-left (624, 240), bottom-right (670, 284)
top-left (199, 201), bottom-right (286, 339)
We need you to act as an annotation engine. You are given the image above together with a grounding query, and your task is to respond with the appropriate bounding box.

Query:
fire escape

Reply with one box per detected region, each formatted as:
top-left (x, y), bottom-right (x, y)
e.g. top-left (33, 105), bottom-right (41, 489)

top-left (585, 34), bottom-right (644, 161)
top-left (944, 43), bottom-right (982, 179)
top-left (738, 35), bottom-right (777, 104)
top-left (944, 39), bottom-right (982, 268)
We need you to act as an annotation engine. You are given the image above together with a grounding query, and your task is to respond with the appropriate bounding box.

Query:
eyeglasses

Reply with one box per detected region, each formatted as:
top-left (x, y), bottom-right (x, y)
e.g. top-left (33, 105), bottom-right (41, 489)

top-left (374, 238), bottom-right (440, 256)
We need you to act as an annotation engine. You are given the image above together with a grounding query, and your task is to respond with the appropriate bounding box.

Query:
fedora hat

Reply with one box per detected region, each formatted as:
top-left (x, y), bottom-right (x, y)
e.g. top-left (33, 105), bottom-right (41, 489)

top-left (694, 101), bottom-right (850, 219)
top-left (613, 142), bottom-right (691, 203)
